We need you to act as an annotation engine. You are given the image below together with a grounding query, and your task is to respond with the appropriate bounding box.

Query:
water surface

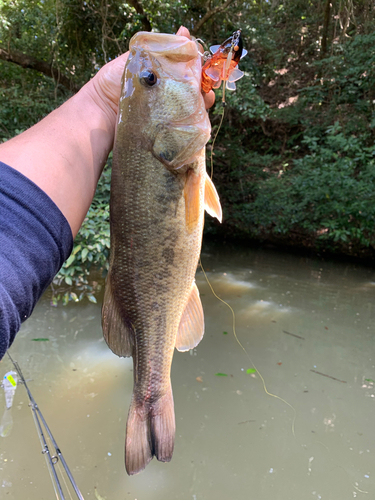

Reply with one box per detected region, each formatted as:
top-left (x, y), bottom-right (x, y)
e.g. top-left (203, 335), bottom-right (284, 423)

top-left (1, 244), bottom-right (374, 499)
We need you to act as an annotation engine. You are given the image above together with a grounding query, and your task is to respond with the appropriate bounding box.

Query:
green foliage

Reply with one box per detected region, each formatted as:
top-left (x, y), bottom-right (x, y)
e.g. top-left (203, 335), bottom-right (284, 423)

top-left (52, 161), bottom-right (112, 304)
top-left (2, 0), bottom-right (375, 306)
top-left (0, 62), bottom-right (68, 140)
top-left (207, 9), bottom-right (375, 258)
top-left (247, 124), bottom-right (375, 251)
top-left (299, 33), bottom-right (375, 135)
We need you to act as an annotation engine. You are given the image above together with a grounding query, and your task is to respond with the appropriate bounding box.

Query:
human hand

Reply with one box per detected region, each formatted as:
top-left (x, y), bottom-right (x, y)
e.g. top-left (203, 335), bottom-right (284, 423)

top-left (176, 25), bottom-right (215, 109)
top-left (0, 26), bottom-right (215, 238)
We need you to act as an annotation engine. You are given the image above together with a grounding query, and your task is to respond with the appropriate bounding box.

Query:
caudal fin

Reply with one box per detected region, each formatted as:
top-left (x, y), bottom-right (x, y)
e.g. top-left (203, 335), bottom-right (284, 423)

top-left (125, 386), bottom-right (175, 475)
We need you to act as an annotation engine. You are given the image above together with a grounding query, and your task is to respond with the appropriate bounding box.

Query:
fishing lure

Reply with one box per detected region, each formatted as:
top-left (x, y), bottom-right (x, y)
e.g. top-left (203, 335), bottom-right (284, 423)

top-left (202, 30), bottom-right (247, 177)
top-left (201, 29), bottom-right (247, 95)
top-left (2, 371), bottom-right (18, 409)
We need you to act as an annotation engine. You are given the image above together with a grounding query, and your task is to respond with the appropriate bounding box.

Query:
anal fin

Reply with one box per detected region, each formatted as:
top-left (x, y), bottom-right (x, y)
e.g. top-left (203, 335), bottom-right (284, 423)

top-left (204, 174), bottom-right (222, 222)
top-left (102, 275), bottom-right (134, 357)
top-left (175, 282), bottom-right (204, 352)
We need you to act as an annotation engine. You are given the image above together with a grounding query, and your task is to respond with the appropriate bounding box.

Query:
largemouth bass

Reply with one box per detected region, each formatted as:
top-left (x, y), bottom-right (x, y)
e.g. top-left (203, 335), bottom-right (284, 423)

top-left (102, 31), bottom-right (222, 476)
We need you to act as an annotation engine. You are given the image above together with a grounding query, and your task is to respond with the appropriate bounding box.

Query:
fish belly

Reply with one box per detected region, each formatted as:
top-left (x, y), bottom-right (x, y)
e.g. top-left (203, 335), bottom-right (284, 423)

top-left (103, 142), bottom-right (205, 474)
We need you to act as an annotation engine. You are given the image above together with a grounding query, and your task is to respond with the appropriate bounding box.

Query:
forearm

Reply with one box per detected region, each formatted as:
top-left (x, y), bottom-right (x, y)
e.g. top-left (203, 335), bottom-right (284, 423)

top-left (0, 37), bottom-right (212, 239)
top-left (0, 86), bottom-right (115, 237)
top-left (0, 161), bottom-right (73, 358)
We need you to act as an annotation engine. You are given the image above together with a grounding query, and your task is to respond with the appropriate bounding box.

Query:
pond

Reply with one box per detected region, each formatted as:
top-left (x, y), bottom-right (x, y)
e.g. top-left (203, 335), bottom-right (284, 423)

top-left (1, 243), bottom-right (374, 500)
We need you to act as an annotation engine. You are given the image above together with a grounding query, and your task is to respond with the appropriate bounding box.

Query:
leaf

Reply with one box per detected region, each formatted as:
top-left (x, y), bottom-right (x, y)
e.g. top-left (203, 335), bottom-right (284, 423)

top-left (365, 378), bottom-right (375, 383)
top-left (215, 372), bottom-right (228, 377)
top-left (62, 292), bottom-right (70, 306)
top-left (87, 295), bottom-right (97, 304)
top-left (73, 245), bottom-right (81, 255)
top-left (31, 338), bottom-right (49, 341)
top-left (81, 248), bottom-right (89, 261)
top-left (65, 254), bottom-right (75, 266)
top-left (64, 276), bottom-right (73, 286)
top-left (246, 368), bottom-right (256, 374)
top-left (223, 331), bottom-right (228, 335)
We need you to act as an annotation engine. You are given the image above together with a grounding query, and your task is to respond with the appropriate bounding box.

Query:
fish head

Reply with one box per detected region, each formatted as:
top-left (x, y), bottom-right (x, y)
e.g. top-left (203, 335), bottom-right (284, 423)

top-left (119, 32), bottom-right (211, 170)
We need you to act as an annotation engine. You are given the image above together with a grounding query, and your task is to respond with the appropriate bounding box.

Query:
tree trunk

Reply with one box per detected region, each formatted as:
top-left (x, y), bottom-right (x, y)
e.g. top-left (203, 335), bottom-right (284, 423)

top-left (321, 0), bottom-right (332, 57)
top-left (0, 48), bottom-right (81, 93)
top-left (127, 0), bottom-right (152, 32)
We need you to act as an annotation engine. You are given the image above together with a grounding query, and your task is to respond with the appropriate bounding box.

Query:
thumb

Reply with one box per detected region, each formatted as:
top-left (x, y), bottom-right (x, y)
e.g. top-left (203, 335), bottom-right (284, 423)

top-left (89, 52), bottom-right (129, 116)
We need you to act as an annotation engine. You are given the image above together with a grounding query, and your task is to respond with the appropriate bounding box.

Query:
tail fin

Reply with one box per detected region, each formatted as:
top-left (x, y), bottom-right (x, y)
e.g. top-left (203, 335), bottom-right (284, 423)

top-left (125, 386), bottom-right (175, 475)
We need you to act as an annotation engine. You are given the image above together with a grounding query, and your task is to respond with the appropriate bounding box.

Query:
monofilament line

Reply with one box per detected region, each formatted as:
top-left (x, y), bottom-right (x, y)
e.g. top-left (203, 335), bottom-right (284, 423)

top-left (199, 259), bottom-right (296, 438)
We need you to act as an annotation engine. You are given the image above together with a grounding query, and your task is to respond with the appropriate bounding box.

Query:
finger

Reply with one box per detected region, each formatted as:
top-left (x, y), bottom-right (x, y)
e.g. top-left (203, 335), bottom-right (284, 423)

top-left (203, 90), bottom-right (215, 110)
top-left (95, 52), bottom-right (129, 114)
top-left (175, 27), bottom-right (215, 109)
top-left (176, 25), bottom-right (190, 39)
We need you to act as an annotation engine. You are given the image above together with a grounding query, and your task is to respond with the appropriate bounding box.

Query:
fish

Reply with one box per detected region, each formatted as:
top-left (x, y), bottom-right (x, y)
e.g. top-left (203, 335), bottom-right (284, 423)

top-left (201, 29), bottom-right (247, 94)
top-left (101, 31), bottom-right (222, 475)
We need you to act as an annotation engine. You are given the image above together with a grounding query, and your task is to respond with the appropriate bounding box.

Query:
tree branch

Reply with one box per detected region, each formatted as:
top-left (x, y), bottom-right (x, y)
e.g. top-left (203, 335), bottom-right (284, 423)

top-left (0, 47), bottom-right (81, 93)
top-left (127, 0), bottom-right (152, 32)
top-left (191, 0), bottom-right (237, 37)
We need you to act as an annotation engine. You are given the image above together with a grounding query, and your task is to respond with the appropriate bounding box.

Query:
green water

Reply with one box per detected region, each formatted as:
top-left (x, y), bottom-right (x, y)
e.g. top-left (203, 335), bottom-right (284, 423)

top-left (1, 244), bottom-right (374, 499)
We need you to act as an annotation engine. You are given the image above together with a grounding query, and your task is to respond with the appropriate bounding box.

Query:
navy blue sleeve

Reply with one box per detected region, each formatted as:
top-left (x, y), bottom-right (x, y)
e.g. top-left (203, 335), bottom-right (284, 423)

top-left (0, 161), bottom-right (73, 359)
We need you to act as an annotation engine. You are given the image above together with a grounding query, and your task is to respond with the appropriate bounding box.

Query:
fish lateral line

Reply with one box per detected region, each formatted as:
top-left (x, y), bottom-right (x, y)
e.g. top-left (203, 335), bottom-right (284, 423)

top-left (198, 259), bottom-right (297, 438)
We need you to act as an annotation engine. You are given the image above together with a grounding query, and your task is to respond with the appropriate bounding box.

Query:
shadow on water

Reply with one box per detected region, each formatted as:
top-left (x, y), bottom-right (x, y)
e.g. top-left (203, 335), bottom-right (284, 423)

top-left (1, 242), bottom-right (374, 499)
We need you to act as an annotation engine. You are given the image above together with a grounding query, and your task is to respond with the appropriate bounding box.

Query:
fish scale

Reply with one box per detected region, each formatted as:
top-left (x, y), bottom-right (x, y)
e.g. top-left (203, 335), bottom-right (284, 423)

top-left (102, 31), bottom-right (222, 476)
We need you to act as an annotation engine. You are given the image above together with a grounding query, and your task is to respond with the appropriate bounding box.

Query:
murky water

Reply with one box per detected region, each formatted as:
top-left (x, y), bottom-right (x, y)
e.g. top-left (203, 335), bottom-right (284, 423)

top-left (1, 243), bottom-right (374, 500)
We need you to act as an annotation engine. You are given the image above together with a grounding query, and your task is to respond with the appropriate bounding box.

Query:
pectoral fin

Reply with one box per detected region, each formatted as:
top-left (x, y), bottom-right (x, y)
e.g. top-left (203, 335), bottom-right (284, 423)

top-left (176, 283), bottom-right (204, 352)
top-left (204, 174), bottom-right (222, 222)
top-left (153, 125), bottom-right (208, 170)
top-left (102, 276), bottom-right (134, 357)
top-left (184, 169), bottom-right (203, 232)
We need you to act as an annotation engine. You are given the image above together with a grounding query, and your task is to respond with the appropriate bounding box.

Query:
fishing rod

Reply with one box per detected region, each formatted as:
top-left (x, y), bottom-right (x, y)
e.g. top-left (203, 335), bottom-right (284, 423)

top-left (6, 351), bottom-right (85, 500)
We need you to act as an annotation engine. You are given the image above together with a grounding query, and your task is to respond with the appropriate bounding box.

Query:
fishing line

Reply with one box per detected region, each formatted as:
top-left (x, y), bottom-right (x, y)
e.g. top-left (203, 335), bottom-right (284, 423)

top-left (6, 351), bottom-right (85, 500)
top-left (335, 465), bottom-right (369, 495)
top-left (209, 102), bottom-right (225, 180)
top-left (199, 258), bottom-right (296, 438)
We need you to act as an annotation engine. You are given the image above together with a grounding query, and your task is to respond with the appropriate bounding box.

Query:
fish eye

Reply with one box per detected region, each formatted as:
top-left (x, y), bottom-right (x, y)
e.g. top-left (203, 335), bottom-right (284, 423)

top-left (140, 70), bottom-right (157, 87)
